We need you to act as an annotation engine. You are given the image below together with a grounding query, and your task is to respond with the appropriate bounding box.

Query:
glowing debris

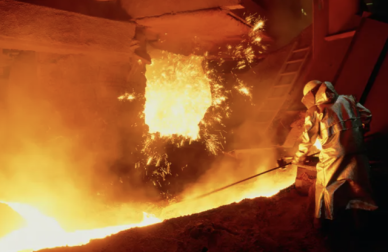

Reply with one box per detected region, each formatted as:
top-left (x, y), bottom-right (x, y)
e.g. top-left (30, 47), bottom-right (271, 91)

top-left (118, 92), bottom-right (136, 101)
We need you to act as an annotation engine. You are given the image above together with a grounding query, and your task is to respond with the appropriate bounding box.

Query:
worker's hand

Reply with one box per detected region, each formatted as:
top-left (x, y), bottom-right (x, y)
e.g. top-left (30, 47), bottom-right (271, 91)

top-left (292, 156), bottom-right (306, 165)
top-left (277, 158), bottom-right (289, 169)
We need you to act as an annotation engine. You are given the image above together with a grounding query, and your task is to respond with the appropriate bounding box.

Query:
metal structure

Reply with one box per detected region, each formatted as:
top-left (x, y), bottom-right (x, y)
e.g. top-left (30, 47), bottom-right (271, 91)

top-left (255, 42), bottom-right (311, 134)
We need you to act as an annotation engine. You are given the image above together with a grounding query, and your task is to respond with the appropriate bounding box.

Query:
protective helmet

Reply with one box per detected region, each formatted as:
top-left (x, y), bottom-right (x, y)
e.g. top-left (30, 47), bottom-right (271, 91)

top-left (303, 80), bottom-right (322, 96)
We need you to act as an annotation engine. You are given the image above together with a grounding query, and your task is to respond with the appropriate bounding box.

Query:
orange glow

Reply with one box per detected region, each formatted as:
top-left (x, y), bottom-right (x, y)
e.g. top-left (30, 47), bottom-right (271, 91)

top-left (161, 157), bottom-right (297, 219)
top-left (0, 202), bottom-right (161, 252)
top-left (1, 157), bottom-right (295, 252)
top-left (253, 37), bottom-right (262, 44)
top-left (118, 92), bottom-right (136, 101)
top-left (144, 52), bottom-right (212, 139)
top-left (246, 15), bottom-right (265, 47)
top-left (0, 13), bottom-right (289, 252)
top-left (235, 79), bottom-right (252, 98)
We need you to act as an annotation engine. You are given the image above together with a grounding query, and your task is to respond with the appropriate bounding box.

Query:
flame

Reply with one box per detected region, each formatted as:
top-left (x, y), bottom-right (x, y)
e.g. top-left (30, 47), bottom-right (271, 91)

top-left (0, 14), bottom-right (284, 252)
top-left (144, 52), bottom-right (212, 139)
top-left (0, 201), bottom-right (161, 252)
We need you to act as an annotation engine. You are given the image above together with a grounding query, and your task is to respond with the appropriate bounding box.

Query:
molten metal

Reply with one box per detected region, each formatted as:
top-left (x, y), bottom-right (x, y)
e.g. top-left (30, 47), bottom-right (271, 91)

top-left (144, 52), bottom-right (212, 139)
top-left (0, 15), bottom-right (276, 252)
top-left (0, 202), bottom-right (161, 252)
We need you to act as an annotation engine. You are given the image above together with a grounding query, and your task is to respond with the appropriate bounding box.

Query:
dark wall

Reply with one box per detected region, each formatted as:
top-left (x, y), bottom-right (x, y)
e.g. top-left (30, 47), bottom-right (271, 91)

top-left (257, 0), bottom-right (312, 49)
top-left (370, 0), bottom-right (388, 22)
top-left (364, 52), bottom-right (388, 137)
top-left (363, 50), bottom-right (388, 210)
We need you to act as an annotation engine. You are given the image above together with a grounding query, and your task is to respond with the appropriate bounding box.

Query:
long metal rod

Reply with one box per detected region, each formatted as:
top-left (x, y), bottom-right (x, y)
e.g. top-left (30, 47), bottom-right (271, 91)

top-left (191, 152), bottom-right (321, 200)
top-left (192, 163), bottom-right (291, 200)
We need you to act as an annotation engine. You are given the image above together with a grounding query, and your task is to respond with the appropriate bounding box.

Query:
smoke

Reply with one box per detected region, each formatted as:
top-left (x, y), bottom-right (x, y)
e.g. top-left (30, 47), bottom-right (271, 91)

top-left (0, 50), bottom-right (157, 233)
top-left (156, 44), bottom-right (293, 210)
top-left (160, 148), bottom-right (297, 220)
top-left (158, 44), bottom-right (300, 219)
top-left (259, 0), bottom-right (312, 50)
top-left (0, 30), bottom-right (299, 237)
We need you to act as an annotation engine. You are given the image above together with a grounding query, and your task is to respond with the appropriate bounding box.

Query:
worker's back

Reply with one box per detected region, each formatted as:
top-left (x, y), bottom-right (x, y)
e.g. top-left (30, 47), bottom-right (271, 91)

top-left (317, 93), bottom-right (367, 157)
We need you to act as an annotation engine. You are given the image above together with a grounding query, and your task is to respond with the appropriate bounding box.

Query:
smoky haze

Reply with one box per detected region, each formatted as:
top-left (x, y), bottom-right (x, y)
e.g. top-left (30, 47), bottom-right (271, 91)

top-left (0, 50), bottom-right (158, 233)
top-left (0, 0), bottom-right (310, 245)
top-left (0, 39), bottom-right (300, 238)
top-left (160, 148), bottom-right (297, 220)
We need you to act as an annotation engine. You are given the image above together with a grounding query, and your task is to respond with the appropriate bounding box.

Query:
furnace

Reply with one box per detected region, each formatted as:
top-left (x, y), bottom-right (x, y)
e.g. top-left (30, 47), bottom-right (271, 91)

top-left (1, 1), bottom-right (388, 252)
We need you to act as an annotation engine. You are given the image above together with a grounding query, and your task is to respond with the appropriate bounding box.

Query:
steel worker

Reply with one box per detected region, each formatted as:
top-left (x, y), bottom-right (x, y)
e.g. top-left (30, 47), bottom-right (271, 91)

top-left (293, 80), bottom-right (377, 227)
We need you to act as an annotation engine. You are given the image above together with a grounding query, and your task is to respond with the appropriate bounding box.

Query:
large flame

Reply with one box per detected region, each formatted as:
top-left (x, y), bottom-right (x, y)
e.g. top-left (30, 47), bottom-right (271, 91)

top-left (0, 16), bottom-right (294, 252)
top-left (0, 158), bottom-right (295, 252)
top-left (144, 52), bottom-right (212, 139)
top-left (0, 201), bottom-right (161, 252)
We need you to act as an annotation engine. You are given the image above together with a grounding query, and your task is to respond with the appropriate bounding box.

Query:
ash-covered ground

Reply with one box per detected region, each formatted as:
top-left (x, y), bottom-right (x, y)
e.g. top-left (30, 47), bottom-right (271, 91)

top-left (38, 186), bottom-right (388, 252)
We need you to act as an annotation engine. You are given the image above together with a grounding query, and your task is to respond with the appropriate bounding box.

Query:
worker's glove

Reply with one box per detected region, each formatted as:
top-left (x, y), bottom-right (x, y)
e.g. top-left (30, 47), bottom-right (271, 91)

top-left (277, 158), bottom-right (289, 170)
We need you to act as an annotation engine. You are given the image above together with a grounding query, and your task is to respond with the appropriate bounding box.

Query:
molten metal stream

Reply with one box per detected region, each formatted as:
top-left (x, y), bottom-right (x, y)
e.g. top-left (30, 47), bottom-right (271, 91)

top-left (0, 171), bottom-right (295, 252)
top-left (0, 201), bottom-right (161, 252)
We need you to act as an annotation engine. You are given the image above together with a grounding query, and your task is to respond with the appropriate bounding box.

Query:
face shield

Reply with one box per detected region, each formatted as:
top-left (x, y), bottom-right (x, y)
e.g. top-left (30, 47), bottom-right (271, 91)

top-left (301, 81), bottom-right (322, 108)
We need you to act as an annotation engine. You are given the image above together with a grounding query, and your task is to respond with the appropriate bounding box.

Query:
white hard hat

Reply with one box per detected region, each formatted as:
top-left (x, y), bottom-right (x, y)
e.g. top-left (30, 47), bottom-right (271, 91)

top-left (303, 80), bottom-right (322, 96)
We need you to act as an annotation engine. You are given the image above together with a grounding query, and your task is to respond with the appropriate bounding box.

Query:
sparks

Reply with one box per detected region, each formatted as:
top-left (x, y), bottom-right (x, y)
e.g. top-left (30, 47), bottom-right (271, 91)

top-left (253, 36), bottom-right (262, 44)
top-left (253, 20), bottom-right (264, 31)
top-left (144, 51), bottom-right (212, 139)
top-left (118, 92), bottom-right (136, 101)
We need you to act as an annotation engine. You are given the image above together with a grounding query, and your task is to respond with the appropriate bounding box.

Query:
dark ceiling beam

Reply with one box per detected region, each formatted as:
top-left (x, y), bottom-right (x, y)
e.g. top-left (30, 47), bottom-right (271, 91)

top-left (0, 0), bottom-right (137, 58)
top-left (119, 0), bottom-right (244, 19)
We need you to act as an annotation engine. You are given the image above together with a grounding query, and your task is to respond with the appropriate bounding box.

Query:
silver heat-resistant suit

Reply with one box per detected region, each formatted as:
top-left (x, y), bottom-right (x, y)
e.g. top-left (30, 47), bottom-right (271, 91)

top-left (294, 81), bottom-right (377, 220)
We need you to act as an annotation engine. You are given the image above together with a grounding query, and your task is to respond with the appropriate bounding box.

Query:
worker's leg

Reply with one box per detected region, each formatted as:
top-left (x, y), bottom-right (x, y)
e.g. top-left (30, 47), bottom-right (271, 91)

top-left (308, 182), bottom-right (315, 215)
top-left (309, 183), bottom-right (331, 230)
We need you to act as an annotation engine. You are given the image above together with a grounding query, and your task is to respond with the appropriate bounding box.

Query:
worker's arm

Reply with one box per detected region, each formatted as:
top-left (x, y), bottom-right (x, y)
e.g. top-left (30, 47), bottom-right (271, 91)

top-left (293, 108), bottom-right (319, 164)
top-left (356, 102), bottom-right (372, 133)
